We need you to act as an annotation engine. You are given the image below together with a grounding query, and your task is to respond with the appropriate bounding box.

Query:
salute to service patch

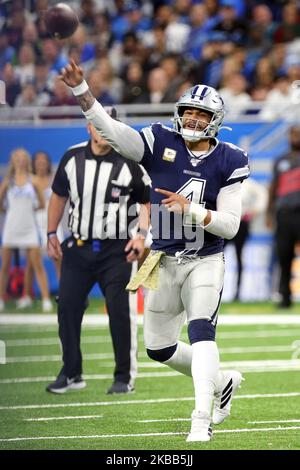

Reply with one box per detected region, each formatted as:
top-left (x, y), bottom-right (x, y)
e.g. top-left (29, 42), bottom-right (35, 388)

top-left (162, 148), bottom-right (177, 162)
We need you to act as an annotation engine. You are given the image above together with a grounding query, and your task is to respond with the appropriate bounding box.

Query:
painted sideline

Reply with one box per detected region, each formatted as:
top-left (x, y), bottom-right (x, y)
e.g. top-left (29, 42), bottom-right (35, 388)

top-left (0, 391), bottom-right (300, 411)
top-left (1, 314), bottom-right (300, 326)
top-left (1, 426), bottom-right (300, 442)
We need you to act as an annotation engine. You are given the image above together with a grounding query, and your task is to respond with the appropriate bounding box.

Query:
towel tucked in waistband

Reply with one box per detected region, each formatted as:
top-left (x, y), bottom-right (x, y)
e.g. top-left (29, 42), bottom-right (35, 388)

top-left (126, 250), bottom-right (165, 292)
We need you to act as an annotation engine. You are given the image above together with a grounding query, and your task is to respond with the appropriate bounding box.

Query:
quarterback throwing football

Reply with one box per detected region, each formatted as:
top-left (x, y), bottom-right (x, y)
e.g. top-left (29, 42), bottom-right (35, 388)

top-left (60, 60), bottom-right (249, 442)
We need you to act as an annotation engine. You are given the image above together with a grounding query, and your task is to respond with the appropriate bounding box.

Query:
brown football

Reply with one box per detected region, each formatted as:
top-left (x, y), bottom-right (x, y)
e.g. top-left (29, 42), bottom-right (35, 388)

top-left (44, 3), bottom-right (79, 39)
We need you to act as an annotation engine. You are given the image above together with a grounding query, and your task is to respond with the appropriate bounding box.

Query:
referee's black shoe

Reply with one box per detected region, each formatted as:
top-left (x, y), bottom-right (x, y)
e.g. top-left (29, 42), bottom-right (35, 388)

top-left (106, 381), bottom-right (135, 395)
top-left (46, 373), bottom-right (86, 394)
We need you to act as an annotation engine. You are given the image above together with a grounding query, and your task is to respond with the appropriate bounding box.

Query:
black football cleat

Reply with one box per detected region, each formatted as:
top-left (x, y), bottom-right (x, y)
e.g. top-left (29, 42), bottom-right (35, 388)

top-left (106, 381), bottom-right (135, 395)
top-left (46, 373), bottom-right (86, 394)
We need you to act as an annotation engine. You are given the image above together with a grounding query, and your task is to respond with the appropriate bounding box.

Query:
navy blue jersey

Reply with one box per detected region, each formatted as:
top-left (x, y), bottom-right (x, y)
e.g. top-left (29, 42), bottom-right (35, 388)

top-left (140, 123), bottom-right (249, 255)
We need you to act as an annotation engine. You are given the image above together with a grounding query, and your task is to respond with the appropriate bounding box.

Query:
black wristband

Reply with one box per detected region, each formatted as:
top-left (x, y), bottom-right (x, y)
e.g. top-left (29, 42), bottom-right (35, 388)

top-left (47, 231), bottom-right (57, 239)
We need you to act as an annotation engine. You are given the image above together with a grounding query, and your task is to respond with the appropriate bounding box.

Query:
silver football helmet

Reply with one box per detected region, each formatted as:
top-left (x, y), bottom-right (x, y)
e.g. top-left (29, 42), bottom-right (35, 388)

top-left (173, 85), bottom-right (225, 142)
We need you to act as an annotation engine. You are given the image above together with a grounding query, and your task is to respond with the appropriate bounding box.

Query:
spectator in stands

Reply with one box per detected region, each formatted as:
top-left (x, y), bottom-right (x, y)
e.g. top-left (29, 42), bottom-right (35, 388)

top-left (266, 125), bottom-right (300, 308)
top-left (41, 39), bottom-right (68, 85)
top-left (185, 3), bottom-right (210, 61)
top-left (251, 4), bottom-right (277, 42)
top-left (253, 57), bottom-right (276, 89)
top-left (213, 0), bottom-right (248, 44)
top-left (285, 55), bottom-right (300, 83)
top-left (69, 25), bottom-right (96, 69)
top-left (109, 31), bottom-right (142, 76)
top-left (79, 0), bottom-right (96, 34)
top-left (221, 49), bottom-right (245, 84)
top-left (273, 2), bottom-right (300, 43)
top-left (87, 67), bottom-right (116, 106)
top-left (159, 53), bottom-right (186, 102)
top-left (203, 0), bottom-right (221, 28)
top-left (97, 57), bottom-right (124, 103)
top-left (122, 61), bottom-right (146, 104)
top-left (48, 76), bottom-right (77, 107)
top-left (268, 42), bottom-right (287, 77)
top-left (22, 21), bottom-right (41, 57)
top-left (219, 72), bottom-right (251, 117)
top-left (1, 0), bottom-right (300, 114)
top-left (91, 12), bottom-right (114, 50)
top-left (144, 23), bottom-right (167, 69)
top-left (245, 25), bottom-right (270, 82)
top-left (2, 6), bottom-right (25, 50)
top-left (1, 63), bottom-right (21, 107)
top-left (35, 9), bottom-right (50, 39)
top-left (0, 31), bottom-right (15, 70)
top-left (248, 85), bottom-right (269, 114)
top-left (194, 33), bottom-right (229, 89)
top-left (173, 0), bottom-right (193, 24)
top-left (259, 75), bottom-right (295, 120)
top-left (14, 42), bottom-right (36, 86)
top-left (0, 148), bottom-right (52, 312)
top-left (111, 0), bottom-right (152, 42)
top-left (15, 82), bottom-right (50, 107)
top-left (34, 58), bottom-right (52, 96)
top-left (139, 67), bottom-right (169, 103)
top-left (164, 5), bottom-right (190, 53)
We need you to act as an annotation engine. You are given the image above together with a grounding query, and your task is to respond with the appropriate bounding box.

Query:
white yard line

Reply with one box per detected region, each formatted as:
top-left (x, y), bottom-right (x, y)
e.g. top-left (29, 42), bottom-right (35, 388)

top-left (249, 419), bottom-right (300, 424)
top-left (137, 418), bottom-right (190, 423)
top-left (5, 352), bottom-right (130, 363)
top-left (4, 344), bottom-right (298, 362)
top-left (2, 359), bottom-right (300, 384)
top-left (4, 331), bottom-right (300, 347)
top-left (1, 314), bottom-right (300, 326)
top-left (1, 392), bottom-right (300, 411)
top-left (0, 371), bottom-right (179, 384)
top-left (4, 336), bottom-right (116, 347)
top-left (1, 426), bottom-right (300, 443)
top-left (0, 330), bottom-right (300, 350)
top-left (218, 330), bottom-right (300, 339)
top-left (24, 415), bottom-right (103, 422)
top-left (23, 416), bottom-right (300, 425)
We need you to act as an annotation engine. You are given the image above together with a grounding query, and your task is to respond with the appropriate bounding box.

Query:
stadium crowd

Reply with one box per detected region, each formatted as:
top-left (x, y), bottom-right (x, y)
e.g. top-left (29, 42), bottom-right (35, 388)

top-left (0, 0), bottom-right (300, 117)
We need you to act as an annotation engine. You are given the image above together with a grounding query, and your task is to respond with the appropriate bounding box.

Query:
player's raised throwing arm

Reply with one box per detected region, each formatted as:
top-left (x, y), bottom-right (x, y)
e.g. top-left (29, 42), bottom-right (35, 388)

top-left (60, 60), bottom-right (145, 162)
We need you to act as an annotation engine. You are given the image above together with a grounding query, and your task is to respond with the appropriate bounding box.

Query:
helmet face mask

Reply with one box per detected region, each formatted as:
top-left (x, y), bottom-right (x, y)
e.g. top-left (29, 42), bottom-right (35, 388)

top-left (173, 85), bottom-right (225, 142)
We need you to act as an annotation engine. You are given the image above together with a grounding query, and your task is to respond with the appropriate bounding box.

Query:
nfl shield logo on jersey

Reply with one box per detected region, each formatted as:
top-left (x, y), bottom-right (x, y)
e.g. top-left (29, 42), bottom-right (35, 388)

top-left (162, 148), bottom-right (177, 162)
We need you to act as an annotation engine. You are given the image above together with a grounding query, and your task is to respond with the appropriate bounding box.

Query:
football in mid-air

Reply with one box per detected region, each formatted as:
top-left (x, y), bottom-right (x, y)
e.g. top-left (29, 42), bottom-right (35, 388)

top-left (44, 3), bottom-right (79, 39)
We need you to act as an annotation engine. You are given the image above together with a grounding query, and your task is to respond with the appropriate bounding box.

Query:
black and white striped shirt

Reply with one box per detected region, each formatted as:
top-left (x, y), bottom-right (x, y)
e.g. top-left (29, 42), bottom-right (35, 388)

top-left (52, 141), bottom-right (150, 241)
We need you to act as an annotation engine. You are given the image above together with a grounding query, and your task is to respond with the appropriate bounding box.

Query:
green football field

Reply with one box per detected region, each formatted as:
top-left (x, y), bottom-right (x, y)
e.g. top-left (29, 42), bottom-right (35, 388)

top-left (0, 300), bottom-right (300, 450)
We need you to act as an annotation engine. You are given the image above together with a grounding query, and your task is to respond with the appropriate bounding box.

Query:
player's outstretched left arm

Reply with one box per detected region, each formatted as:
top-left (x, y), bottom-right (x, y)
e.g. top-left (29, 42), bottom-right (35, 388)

top-left (60, 60), bottom-right (144, 162)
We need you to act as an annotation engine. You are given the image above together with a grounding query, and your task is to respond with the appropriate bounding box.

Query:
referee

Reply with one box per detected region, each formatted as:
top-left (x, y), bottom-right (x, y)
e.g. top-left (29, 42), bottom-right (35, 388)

top-left (266, 124), bottom-right (300, 308)
top-left (46, 109), bottom-right (150, 394)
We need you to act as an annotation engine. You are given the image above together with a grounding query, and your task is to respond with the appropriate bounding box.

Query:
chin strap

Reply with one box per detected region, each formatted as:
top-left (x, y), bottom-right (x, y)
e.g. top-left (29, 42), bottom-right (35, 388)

top-left (219, 125), bottom-right (232, 132)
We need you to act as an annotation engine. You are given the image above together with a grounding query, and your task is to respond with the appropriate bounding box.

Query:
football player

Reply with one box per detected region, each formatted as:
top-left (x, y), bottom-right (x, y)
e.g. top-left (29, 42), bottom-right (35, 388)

top-left (60, 60), bottom-right (249, 442)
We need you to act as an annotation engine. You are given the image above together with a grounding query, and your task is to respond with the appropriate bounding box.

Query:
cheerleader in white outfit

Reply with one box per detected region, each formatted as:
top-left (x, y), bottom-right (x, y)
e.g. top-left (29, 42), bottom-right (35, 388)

top-left (0, 148), bottom-right (52, 312)
top-left (19, 151), bottom-right (64, 306)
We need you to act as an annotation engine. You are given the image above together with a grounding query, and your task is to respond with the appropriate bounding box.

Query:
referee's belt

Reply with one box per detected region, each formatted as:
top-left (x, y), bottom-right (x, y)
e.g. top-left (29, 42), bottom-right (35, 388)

top-left (73, 238), bottom-right (102, 251)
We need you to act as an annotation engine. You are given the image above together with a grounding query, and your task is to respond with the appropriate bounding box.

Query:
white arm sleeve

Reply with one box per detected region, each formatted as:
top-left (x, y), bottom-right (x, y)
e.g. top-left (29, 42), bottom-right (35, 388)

top-left (204, 182), bottom-right (242, 239)
top-left (83, 100), bottom-right (145, 162)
